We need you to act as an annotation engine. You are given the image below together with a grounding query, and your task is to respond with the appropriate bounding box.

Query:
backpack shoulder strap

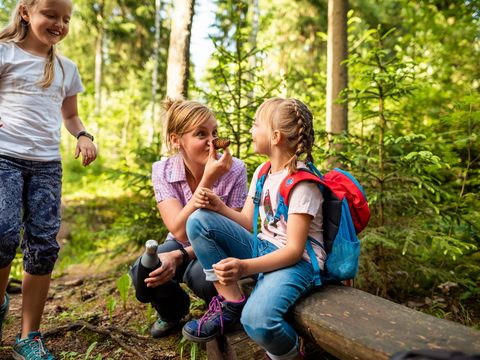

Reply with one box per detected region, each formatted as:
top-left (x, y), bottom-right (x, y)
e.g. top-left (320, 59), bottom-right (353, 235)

top-left (253, 161), bottom-right (271, 205)
top-left (279, 169), bottom-right (324, 207)
top-left (252, 162), bottom-right (271, 257)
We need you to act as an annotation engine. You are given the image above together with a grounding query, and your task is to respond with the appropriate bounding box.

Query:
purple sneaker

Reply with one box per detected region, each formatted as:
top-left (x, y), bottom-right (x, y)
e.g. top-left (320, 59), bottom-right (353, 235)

top-left (182, 295), bottom-right (245, 343)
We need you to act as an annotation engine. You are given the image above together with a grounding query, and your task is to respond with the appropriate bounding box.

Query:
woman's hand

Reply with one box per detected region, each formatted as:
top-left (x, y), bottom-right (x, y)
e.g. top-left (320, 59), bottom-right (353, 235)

top-left (202, 143), bottom-right (232, 186)
top-left (75, 137), bottom-right (97, 166)
top-left (193, 187), bottom-right (225, 212)
top-left (144, 250), bottom-right (182, 288)
top-left (213, 257), bottom-right (247, 286)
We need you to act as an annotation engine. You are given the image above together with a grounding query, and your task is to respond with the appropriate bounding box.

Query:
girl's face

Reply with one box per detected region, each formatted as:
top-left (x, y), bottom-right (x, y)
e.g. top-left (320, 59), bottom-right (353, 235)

top-left (250, 117), bottom-right (271, 155)
top-left (20, 0), bottom-right (72, 51)
top-left (176, 116), bottom-right (218, 167)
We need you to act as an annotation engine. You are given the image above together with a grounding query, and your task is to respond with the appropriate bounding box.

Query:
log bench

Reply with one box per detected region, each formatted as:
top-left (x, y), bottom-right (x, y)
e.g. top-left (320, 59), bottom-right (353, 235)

top-left (206, 281), bottom-right (480, 360)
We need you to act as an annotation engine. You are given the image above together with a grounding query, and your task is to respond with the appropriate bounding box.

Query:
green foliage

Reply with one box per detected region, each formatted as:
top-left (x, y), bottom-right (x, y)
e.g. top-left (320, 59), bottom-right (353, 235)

top-left (179, 336), bottom-right (200, 360)
top-left (60, 342), bottom-right (104, 360)
top-left (342, 13), bottom-right (479, 318)
top-left (106, 297), bottom-right (117, 322)
top-left (116, 273), bottom-right (131, 310)
top-left (84, 342), bottom-right (99, 360)
top-left (200, 0), bottom-right (276, 166)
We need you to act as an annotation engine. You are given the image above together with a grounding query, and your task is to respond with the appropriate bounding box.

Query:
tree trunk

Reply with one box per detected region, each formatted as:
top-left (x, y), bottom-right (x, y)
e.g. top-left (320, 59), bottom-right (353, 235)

top-left (326, 0), bottom-right (348, 136)
top-left (150, 0), bottom-right (162, 144)
top-left (166, 0), bottom-right (195, 99)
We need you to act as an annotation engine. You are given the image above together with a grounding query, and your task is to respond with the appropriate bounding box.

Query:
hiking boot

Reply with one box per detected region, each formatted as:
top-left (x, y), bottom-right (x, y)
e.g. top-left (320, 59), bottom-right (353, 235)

top-left (182, 295), bottom-right (245, 343)
top-left (12, 331), bottom-right (56, 360)
top-left (151, 317), bottom-right (179, 338)
top-left (0, 293), bottom-right (9, 344)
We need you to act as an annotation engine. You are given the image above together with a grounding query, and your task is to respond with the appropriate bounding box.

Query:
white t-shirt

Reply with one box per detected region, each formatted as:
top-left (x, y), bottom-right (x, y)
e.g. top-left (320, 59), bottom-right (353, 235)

top-left (248, 162), bottom-right (326, 268)
top-left (0, 42), bottom-right (84, 161)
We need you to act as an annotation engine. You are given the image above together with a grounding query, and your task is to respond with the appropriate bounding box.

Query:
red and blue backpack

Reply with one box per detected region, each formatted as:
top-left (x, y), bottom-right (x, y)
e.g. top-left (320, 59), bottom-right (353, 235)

top-left (252, 161), bottom-right (370, 286)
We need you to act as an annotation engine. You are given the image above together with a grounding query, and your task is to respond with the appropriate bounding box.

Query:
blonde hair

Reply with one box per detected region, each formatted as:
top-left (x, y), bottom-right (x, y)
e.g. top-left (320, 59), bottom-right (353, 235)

top-left (255, 97), bottom-right (315, 174)
top-left (0, 0), bottom-right (64, 88)
top-left (162, 98), bottom-right (216, 153)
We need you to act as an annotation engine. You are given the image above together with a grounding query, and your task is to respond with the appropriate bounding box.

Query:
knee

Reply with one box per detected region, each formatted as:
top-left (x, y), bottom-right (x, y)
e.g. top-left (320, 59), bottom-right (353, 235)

top-left (241, 302), bottom-right (278, 345)
top-left (186, 209), bottom-right (214, 243)
top-left (24, 240), bottom-right (60, 275)
top-left (0, 250), bottom-right (16, 269)
top-left (0, 226), bottom-right (21, 268)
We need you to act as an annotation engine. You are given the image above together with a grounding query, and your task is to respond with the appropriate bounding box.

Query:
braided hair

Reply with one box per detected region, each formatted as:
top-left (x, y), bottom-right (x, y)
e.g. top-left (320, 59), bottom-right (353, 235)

top-left (285, 99), bottom-right (314, 173)
top-left (255, 97), bottom-right (315, 174)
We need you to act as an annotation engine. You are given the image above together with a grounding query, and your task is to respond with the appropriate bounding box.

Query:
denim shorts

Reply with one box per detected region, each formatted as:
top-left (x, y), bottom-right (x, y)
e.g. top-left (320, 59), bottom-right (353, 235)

top-left (0, 155), bottom-right (62, 275)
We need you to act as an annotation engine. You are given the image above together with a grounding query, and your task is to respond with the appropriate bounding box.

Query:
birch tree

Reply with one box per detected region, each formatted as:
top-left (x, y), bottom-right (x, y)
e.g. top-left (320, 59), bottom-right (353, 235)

top-left (166, 0), bottom-right (195, 99)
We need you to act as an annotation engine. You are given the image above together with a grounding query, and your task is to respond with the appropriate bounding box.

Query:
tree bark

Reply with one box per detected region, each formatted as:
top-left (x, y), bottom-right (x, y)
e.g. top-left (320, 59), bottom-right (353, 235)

top-left (150, 0), bottom-right (162, 143)
top-left (166, 0), bottom-right (195, 99)
top-left (326, 0), bottom-right (348, 135)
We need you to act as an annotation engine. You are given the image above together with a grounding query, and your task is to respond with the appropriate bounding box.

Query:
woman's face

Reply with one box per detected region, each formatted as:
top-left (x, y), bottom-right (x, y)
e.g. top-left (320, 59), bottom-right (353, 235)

top-left (177, 116), bottom-right (218, 167)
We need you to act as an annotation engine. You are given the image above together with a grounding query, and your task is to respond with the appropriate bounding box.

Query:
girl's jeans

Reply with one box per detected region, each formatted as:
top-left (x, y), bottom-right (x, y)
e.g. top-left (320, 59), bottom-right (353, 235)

top-left (186, 209), bottom-right (315, 359)
top-left (0, 155), bottom-right (62, 275)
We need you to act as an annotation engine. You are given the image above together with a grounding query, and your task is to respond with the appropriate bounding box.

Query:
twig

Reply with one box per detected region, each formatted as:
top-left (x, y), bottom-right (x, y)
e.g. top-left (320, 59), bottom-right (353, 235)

top-left (43, 321), bottom-right (149, 359)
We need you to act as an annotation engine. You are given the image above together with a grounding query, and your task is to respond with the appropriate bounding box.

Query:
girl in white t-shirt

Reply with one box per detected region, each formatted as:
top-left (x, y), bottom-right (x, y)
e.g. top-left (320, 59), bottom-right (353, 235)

top-left (0, 1), bottom-right (96, 358)
top-left (182, 98), bottom-right (324, 360)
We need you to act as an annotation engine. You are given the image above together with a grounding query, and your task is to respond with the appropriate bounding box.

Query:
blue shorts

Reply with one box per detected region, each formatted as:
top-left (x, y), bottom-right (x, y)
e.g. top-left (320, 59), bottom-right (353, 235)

top-left (0, 155), bottom-right (62, 275)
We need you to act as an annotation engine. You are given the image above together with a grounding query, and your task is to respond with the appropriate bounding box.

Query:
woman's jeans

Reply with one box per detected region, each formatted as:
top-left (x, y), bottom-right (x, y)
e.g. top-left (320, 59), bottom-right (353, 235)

top-left (186, 209), bottom-right (315, 358)
top-left (130, 238), bottom-right (217, 323)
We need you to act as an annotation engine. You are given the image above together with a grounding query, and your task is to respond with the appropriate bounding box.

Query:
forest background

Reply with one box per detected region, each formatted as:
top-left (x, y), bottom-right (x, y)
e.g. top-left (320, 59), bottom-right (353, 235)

top-left (0, 0), bottom-right (479, 354)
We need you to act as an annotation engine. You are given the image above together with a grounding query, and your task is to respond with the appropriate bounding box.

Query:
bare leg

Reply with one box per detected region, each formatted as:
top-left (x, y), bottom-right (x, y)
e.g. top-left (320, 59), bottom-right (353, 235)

top-left (21, 272), bottom-right (51, 338)
top-left (0, 265), bottom-right (11, 306)
top-left (213, 282), bottom-right (243, 302)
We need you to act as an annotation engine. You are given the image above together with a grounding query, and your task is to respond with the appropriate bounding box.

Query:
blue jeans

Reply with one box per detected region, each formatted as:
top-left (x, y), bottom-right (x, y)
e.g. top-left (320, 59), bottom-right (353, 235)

top-left (186, 209), bottom-right (315, 359)
top-left (0, 155), bottom-right (62, 275)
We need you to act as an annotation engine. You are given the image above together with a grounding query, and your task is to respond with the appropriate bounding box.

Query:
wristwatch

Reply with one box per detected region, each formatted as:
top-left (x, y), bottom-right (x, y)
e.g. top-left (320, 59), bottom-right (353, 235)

top-left (76, 130), bottom-right (94, 142)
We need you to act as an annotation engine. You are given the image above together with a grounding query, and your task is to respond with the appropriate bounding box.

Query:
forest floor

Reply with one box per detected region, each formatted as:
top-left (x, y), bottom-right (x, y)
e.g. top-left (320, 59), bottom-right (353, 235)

top-left (0, 255), bottom-right (204, 360)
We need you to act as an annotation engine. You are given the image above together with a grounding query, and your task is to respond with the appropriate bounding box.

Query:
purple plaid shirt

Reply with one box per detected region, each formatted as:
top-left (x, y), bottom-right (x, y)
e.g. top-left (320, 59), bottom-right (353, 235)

top-left (152, 154), bottom-right (248, 240)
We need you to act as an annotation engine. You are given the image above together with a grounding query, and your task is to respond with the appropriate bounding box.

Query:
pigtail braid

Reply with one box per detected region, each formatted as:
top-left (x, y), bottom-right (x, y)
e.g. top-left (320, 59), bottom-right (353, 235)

top-left (291, 99), bottom-right (315, 171)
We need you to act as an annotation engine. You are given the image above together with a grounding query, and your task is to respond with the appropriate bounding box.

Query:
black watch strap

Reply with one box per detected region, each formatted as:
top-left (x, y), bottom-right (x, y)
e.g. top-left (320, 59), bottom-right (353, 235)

top-left (76, 130), bottom-right (94, 142)
top-left (178, 247), bottom-right (190, 265)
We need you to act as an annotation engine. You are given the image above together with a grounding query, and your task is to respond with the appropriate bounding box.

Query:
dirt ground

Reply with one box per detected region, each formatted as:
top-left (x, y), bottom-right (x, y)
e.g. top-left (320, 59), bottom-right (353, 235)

top-left (0, 260), bottom-right (200, 360)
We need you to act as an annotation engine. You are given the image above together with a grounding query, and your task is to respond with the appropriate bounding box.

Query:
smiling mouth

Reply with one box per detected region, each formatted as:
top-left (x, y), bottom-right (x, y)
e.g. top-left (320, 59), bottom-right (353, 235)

top-left (47, 30), bottom-right (61, 36)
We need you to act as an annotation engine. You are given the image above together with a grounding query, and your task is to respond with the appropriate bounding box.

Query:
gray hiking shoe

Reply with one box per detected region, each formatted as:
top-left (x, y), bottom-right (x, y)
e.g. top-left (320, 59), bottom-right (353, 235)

top-left (150, 317), bottom-right (179, 338)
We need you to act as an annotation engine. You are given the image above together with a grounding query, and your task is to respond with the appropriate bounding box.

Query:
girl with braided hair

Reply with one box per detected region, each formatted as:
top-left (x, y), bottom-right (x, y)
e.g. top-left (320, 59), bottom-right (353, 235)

top-left (183, 97), bottom-right (325, 360)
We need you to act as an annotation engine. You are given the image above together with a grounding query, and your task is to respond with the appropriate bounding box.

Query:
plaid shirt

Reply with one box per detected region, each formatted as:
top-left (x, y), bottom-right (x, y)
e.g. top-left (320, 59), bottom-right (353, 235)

top-left (152, 154), bottom-right (248, 240)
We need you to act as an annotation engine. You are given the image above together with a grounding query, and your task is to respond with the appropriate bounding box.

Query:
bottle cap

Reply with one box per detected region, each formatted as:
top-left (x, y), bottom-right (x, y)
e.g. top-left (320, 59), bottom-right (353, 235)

top-left (145, 239), bottom-right (159, 255)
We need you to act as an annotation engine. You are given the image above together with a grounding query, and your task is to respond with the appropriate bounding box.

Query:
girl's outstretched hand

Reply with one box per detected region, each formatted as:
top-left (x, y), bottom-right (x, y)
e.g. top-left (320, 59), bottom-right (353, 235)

top-left (213, 257), bottom-right (246, 285)
top-left (75, 137), bottom-right (97, 166)
top-left (193, 187), bottom-right (225, 212)
top-left (202, 142), bottom-right (232, 186)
